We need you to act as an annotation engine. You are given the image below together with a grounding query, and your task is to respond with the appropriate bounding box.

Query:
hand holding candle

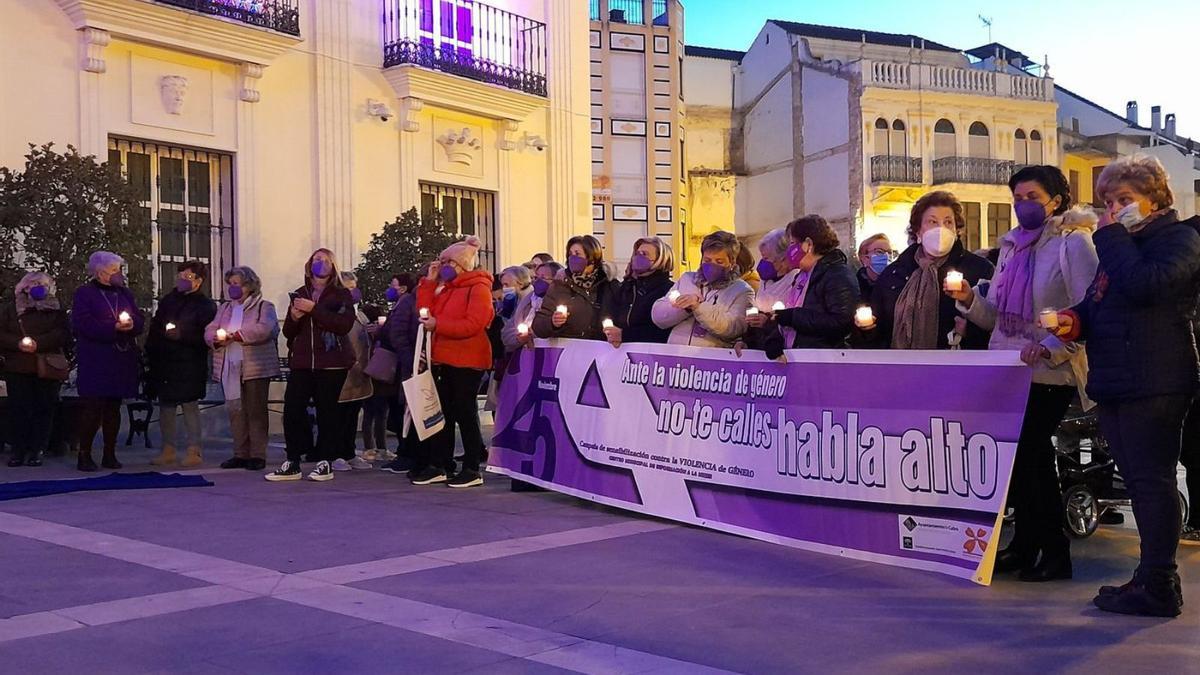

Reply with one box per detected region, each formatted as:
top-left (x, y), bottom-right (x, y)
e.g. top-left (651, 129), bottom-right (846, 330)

top-left (418, 307), bottom-right (430, 319)
top-left (855, 306), bottom-right (876, 329)
top-left (943, 270), bottom-right (964, 292)
top-left (1038, 309), bottom-right (1059, 330)
top-left (771, 301), bottom-right (786, 313)
top-left (19, 336), bottom-right (35, 353)
top-left (745, 307), bottom-right (759, 317)
top-left (215, 328), bottom-right (228, 343)
top-left (551, 304), bottom-right (569, 329)
top-left (377, 316), bottom-right (387, 326)
top-left (668, 290), bottom-right (681, 303)
top-left (116, 310), bottom-right (133, 331)
top-left (601, 318), bottom-right (614, 329)
top-left (517, 322), bottom-right (529, 336)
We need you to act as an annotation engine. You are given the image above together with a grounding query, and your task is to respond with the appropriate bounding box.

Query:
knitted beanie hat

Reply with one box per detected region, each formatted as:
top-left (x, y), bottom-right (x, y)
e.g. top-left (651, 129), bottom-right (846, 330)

top-left (440, 235), bottom-right (482, 271)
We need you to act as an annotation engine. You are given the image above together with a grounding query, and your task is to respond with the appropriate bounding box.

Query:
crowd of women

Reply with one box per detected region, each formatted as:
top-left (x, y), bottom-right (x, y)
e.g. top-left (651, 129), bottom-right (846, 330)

top-left (2, 157), bottom-right (1199, 618)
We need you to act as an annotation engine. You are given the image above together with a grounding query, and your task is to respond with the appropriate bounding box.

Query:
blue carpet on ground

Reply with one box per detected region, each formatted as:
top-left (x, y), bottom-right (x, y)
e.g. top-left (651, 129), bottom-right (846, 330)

top-left (0, 472), bottom-right (214, 501)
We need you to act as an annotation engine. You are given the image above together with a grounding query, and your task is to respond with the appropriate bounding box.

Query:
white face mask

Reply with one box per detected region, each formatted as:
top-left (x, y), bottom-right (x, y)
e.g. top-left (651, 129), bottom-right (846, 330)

top-left (921, 226), bottom-right (957, 258)
top-left (1115, 202), bottom-right (1145, 229)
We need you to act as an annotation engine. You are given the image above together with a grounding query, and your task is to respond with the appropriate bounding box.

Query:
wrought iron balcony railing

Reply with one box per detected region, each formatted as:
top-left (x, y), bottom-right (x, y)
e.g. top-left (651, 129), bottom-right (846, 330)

top-left (154, 0), bottom-right (300, 36)
top-left (931, 157), bottom-right (1015, 185)
top-left (870, 155), bottom-right (922, 184)
top-left (383, 0), bottom-right (547, 97)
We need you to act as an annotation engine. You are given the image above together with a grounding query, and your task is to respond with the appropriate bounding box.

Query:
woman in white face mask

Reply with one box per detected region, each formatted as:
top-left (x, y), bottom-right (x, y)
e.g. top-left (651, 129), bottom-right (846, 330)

top-left (855, 190), bottom-right (994, 349)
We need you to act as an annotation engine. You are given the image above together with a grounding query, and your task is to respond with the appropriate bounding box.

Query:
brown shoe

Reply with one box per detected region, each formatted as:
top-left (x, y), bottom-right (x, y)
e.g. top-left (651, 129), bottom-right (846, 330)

top-left (150, 444), bottom-right (178, 466)
top-left (181, 446), bottom-right (203, 468)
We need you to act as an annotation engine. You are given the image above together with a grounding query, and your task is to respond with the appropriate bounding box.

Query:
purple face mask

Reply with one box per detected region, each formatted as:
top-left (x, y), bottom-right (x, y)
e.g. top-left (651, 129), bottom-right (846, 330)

top-left (567, 255), bottom-right (588, 275)
top-left (1014, 199), bottom-right (1048, 230)
top-left (385, 286), bottom-right (401, 302)
top-left (28, 285), bottom-right (48, 301)
top-left (756, 258), bottom-right (778, 283)
top-left (699, 262), bottom-right (728, 285)
top-left (108, 272), bottom-right (126, 288)
top-left (631, 254), bottom-right (654, 275)
top-left (176, 278), bottom-right (194, 294)
top-left (227, 284), bottom-right (244, 300)
top-left (310, 259), bottom-right (329, 278)
top-left (439, 264), bottom-right (458, 283)
top-left (786, 243), bottom-right (804, 267)
top-left (350, 288), bottom-right (362, 303)
top-left (532, 278), bottom-right (550, 297)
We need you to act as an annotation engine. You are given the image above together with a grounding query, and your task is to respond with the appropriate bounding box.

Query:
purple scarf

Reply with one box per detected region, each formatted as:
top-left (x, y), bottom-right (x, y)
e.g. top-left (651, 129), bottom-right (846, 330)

top-left (991, 226), bottom-right (1042, 337)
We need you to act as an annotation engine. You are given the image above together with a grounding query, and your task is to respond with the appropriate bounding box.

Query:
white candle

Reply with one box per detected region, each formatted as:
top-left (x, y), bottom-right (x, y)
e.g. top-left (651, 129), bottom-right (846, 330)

top-left (855, 306), bottom-right (875, 327)
top-left (1039, 309), bottom-right (1059, 330)
top-left (118, 311), bottom-right (131, 323)
top-left (944, 271), bottom-right (964, 292)
top-left (517, 323), bottom-right (529, 336)
top-left (746, 307), bottom-right (760, 317)
top-left (668, 290), bottom-right (681, 302)
top-left (216, 328), bottom-right (228, 341)
top-left (377, 316), bottom-right (387, 326)
top-left (602, 318), bottom-right (614, 329)
top-left (419, 307), bottom-right (429, 319)
top-left (555, 305), bottom-right (569, 315)
top-left (20, 337), bottom-right (33, 347)
top-left (771, 301), bottom-right (786, 312)
top-left (165, 322), bottom-right (176, 331)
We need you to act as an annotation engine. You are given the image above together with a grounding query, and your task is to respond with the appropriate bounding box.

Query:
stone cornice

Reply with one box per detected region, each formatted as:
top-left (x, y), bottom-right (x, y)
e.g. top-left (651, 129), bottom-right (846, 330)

top-left (383, 65), bottom-right (547, 122)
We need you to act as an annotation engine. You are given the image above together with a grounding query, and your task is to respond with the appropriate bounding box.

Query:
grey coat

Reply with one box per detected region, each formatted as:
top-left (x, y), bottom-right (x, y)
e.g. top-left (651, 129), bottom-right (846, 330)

top-left (205, 295), bottom-right (281, 383)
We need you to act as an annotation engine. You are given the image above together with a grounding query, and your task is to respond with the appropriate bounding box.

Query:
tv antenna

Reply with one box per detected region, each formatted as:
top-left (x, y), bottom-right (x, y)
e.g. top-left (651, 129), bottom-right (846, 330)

top-left (979, 15), bottom-right (993, 42)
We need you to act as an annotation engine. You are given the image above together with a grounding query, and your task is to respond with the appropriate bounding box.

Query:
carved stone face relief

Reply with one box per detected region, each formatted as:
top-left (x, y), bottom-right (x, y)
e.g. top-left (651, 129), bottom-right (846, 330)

top-left (159, 75), bottom-right (189, 115)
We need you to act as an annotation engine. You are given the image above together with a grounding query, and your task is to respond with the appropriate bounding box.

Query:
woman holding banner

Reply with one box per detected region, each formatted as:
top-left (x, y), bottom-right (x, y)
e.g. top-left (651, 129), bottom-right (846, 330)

top-left (532, 235), bottom-right (620, 342)
top-left (604, 237), bottom-right (675, 348)
top-left (1053, 156), bottom-right (1200, 617)
top-left (858, 191), bottom-right (994, 350)
top-left (947, 165), bottom-right (1099, 583)
top-left (740, 215), bottom-right (857, 358)
top-left (507, 262), bottom-right (561, 351)
top-left (652, 230), bottom-right (753, 348)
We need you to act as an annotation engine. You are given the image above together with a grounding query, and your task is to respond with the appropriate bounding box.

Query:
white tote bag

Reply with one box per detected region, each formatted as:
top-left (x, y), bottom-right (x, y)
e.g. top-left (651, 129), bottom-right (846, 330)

top-left (402, 325), bottom-right (445, 441)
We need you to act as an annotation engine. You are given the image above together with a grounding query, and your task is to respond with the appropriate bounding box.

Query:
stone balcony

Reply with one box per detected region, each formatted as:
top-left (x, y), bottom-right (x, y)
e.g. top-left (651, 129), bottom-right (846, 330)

top-left (861, 59), bottom-right (1053, 101)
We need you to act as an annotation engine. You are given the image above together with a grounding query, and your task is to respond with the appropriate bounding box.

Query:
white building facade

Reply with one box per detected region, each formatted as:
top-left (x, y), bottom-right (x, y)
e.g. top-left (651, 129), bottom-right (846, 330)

top-left (0, 0), bottom-right (592, 306)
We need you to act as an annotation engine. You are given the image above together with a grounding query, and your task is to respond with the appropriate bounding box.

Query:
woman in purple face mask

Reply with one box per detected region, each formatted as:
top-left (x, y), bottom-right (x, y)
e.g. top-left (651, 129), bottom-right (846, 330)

top-left (947, 165), bottom-right (1098, 584)
top-left (0, 271), bottom-right (71, 468)
top-left (146, 260), bottom-right (218, 468)
top-left (604, 237), bottom-right (676, 348)
top-left (506, 261), bottom-right (562, 351)
top-left (205, 266), bottom-right (280, 471)
top-left (531, 235), bottom-right (620, 341)
top-left (651, 230), bottom-right (753, 348)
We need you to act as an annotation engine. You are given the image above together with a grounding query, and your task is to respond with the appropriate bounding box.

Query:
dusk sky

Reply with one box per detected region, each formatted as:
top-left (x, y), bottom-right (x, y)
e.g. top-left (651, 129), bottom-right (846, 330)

top-left (683, 0), bottom-right (1200, 139)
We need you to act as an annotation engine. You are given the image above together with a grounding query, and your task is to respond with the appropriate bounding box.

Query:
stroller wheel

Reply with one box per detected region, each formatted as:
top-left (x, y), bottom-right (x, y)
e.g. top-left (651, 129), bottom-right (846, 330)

top-left (1064, 484), bottom-right (1100, 538)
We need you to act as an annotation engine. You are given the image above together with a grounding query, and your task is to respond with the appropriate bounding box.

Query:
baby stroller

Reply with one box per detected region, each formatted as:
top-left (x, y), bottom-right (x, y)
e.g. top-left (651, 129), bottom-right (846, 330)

top-left (1054, 400), bottom-right (1190, 538)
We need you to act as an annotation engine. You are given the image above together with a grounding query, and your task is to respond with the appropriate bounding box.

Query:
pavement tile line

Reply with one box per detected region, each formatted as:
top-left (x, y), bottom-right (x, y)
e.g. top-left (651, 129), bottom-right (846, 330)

top-left (0, 510), bottom-right (719, 673)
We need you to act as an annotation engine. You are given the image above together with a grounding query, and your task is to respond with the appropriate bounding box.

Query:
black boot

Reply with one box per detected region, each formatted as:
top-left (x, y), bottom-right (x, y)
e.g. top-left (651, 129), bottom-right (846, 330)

top-left (77, 450), bottom-right (98, 472)
top-left (1094, 568), bottom-right (1183, 617)
top-left (100, 449), bottom-right (122, 470)
top-left (1019, 549), bottom-right (1073, 582)
top-left (995, 547), bottom-right (1033, 574)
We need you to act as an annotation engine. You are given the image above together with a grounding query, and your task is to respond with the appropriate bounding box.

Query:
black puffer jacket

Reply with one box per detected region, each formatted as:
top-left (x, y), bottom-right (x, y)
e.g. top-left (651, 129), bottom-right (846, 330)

top-left (1065, 212), bottom-right (1200, 402)
top-left (860, 240), bottom-right (994, 350)
top-left (0, 303), bottom-right (72, 376)
top-left (532, 271), bottom-right (621, 341)
top-left (146, 289), bottom-right (218, 403)
top-left (612, 270), bottom-right (673, 344)
top-left (752, 250), bottom-right (860, 357)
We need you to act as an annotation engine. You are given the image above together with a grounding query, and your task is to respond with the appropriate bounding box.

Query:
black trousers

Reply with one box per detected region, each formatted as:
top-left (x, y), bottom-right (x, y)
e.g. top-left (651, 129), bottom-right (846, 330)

top-left (1098, 394), bottom-right (1192, 571)
top-left (1180, 396), bottom-right (1200, 528)
top-left (283, 369), bottom-right (348, 464)
top-left (79, 397), bottom-right (121, 457)
top-left (414, 365), bottom-right (485, 474)
top-left (361, 396), bottom-right (389, 450)
top-left (5, 373), bottom-right (61, 461)
top-left (1007, 384), bottom-right (1075, 560)
top-left (337, 400), bottom-right (364, 460)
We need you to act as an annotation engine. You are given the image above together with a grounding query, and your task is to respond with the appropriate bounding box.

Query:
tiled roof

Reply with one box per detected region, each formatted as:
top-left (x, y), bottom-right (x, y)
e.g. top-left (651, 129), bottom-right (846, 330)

top-left (768, 20), bottom-right (958, 53)
top-left (684, 45), bottom-right (745, 62)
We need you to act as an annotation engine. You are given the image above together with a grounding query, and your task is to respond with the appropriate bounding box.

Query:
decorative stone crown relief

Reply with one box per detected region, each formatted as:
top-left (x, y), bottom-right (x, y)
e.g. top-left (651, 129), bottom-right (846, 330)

top-left (437, 128), bottom-right (483, 166)
top-left (159, 75), bottom-right (189, 115)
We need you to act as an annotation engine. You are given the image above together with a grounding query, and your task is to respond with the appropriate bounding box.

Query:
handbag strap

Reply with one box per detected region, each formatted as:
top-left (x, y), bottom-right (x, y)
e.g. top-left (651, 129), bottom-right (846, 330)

top-left (412, 324), bottom-right (433, 376)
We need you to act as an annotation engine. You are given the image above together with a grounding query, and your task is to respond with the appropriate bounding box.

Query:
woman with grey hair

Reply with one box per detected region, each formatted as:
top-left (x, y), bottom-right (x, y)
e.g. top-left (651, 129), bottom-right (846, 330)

top-left (0, 271), bottom-right (72, 467)
top-left (71, 251), bottom-right (145, 471)
top-left (205, 266), bottom-right (280, 471)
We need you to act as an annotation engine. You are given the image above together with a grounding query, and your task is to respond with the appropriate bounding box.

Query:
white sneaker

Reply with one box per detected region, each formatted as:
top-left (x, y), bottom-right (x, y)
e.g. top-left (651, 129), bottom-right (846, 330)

top-left (348, 457), bottom-right (373, 470)
top-left (330, 458), bottom-right (352, 472)
top-left (382, 450), bottom-right (398, 461)
top-left (308, 461), bottom-right (335, 482)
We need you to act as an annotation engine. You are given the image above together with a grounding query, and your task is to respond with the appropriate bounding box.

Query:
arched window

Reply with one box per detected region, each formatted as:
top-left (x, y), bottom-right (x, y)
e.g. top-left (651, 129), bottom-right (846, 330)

top-left (968, 122), bottom-right (990, 158)
top-left (890, 119), bottom-right (907, 157)
top-left (874, 118), bottom-right (890, 155)
top-left (1014, 129), bottom-right (1028, 164)
top-left (1029, 130), bottom-right (1044, 164)
top-left (933, 118), bottom-right (956, 159)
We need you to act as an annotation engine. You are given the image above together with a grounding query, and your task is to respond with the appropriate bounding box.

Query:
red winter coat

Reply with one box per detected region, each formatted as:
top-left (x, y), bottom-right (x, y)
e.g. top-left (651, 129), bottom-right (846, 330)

top-left (416, 271), bottom-right (495, 370)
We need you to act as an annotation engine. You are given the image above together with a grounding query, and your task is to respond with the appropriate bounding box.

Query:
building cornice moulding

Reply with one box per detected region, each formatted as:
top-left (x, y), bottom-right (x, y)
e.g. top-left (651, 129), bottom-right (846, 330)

top-left (383, 65), bottom-right (547, 125)
top-left (55, 0), bottom-right (302, 67)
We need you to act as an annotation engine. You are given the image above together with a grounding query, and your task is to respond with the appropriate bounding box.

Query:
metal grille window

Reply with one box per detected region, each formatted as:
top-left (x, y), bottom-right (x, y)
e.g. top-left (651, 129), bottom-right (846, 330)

top-left (963, 201), bottom-right (982, 252)
top-left (108, 138), bottom-right (235, 299)
top-left (419, 183), bottom-right (497, 273)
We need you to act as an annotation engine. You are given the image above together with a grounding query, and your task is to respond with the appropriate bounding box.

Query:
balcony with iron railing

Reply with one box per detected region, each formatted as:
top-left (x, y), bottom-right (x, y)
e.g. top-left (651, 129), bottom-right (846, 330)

top-left (154, 0), bottom-right (300, 36)
top-left (870, 155), bottom-right (922, 184)
top-left (931, 157), bottom-right (1015, 185)
top-left (861, 59), bottom-right (1053, 102)
top-left (590, 0), bottom-right (671, 26)
top-left (383, 0), bottom-right (547, 97)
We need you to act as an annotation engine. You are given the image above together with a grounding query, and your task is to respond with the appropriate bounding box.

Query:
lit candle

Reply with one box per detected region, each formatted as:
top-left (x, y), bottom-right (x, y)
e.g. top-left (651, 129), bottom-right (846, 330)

top-left (555, 305), bottom-right (569, 315)
top-left (668, 290), bottom-right (681, 302)
top-left (855, 306), bottom-right (875, 327)
top-left (20, 337), bottom-right (33, 347)
top-left (377, 316), bottom-right (387, 326)
top-left (118, 311), bottom-right (131, 323)
top-left (746, 307), bottom-right (760, 317)
top-left (165, 322), bottom-right (176, 331)
top-left (602, 318), bottom-right (614, 329)
top-left (943, 271), bottom-right (964, 292)
top-left (1039, 309), bottom-right (1059, 330)
top-left (216, 328), bottom-right (228, 341)
top-left (771, 301), bottom-right (786, 312)
top-left (517, 323), bottom-right (529, 336)
top-left (419, 307), bottom-right (429, 319)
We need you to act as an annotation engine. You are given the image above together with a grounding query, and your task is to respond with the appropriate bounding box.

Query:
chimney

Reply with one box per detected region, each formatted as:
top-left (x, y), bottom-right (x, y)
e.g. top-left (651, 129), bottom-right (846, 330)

top-left (1152, 105), bottom-right (1162, 134)
top-left (1126, 100), bottom-right (1139, 125)
top-left (1166, 113), bottom-right (1177, 138)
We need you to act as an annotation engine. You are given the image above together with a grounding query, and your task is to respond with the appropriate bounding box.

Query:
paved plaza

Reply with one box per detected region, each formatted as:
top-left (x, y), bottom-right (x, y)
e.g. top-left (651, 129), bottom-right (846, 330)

top-left (1, 438), bottom-right (1198, 674)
